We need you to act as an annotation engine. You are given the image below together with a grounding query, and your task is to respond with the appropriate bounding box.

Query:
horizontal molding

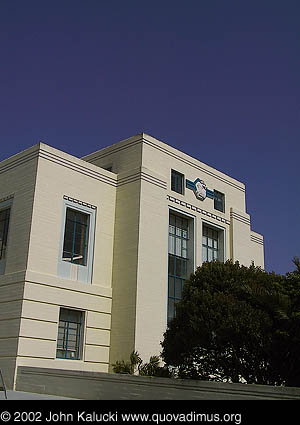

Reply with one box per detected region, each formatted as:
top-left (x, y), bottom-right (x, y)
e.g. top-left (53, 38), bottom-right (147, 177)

top-left (0, 145), bottom-right (117, 188)
top-left (19, 335), bottom-right (56, 342)
top-left (167, 195), bottom-right (230, 225)
top-left (83, 135), bottom-right (245, 193)
top-left (85, 343), bottom-right (110, 348)
top-left (39, 148), bottom-right (117, 187)
top-left (17, 355), bottom-right (54, 360)
top-left (251, 234), bottom-right (264, 246)
top-left (230, 211), bottom-right (251, 226)
top-left (20, 317), bottom-right (57, 325)
top-left (0, 317), bottom-right (20, 322)
top-left (0, 150), bottom-right (39, 175)
top-left (24, 278), bottom-right (112, 300)
top-left (117, 169), bottom-right (167, 190)
top-left (63, 195), bottom-right (97, 210)
top-left (0, 336), bottom-right (18, 340)
top-left (0, 356), bottom-right (17, 359)
top-left (22, 298), bottom-right (111, 316)
top-left (86, 325), bottom-right (111, 331)
top-left (0, 194), bottom-right (14, 204)
top-left (143, 136), bottom-right (245, 193)
top-left (83, 137), bottom-right (143, 163)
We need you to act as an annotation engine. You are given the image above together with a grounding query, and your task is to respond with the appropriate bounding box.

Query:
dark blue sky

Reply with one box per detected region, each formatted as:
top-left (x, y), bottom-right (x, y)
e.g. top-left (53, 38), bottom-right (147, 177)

top-left (0, 0), bottom-right (299, 275)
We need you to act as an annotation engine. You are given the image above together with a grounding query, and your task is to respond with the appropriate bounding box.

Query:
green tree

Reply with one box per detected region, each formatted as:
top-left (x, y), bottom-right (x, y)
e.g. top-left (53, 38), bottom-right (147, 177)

top-left (161, 260), bottom-right (300, 386)
top-left (113, 351), bottom-right (172, 377)
top-left (275, 257), bottom-right (300, 386)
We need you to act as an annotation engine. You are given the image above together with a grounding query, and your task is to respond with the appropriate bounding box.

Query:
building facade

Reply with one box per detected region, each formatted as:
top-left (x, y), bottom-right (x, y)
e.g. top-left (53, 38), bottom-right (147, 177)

top-left (0, 133), bottom-right (264, 389)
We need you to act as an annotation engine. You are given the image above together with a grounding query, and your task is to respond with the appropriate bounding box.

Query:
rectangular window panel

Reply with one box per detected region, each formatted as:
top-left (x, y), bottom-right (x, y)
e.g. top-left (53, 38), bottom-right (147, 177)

top-left (168, 299), bottom-right (175, 323)
top-left (171, 170), bottom-right (184, 194)
top-left (168, 213), bottom-right (190, 323)
top-left (175, 278), bottom-right (183, 299)
top-left (168, 276), bottom-right (175, 298)
top-left (202, 224), bottom-right (221, 263)
top-left (0, 208), bottom-right (11, 260)
top-left (56, 308), bottom-right (83, 360)
top-left (62, 208), bottom-right (89, 266)
top-left (202, 246), bottom-right (207, 262)
top-left (214, 190), bottom-right (225, 212)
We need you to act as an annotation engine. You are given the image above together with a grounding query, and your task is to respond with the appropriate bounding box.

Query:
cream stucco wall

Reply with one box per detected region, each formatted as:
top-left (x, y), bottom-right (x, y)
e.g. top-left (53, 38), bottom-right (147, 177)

top-left (0, 133), bottom-right (264, 388)
top-left (0, 145), bottom-right (40, 388)
top-left (0, 143), bottom-right (117, 388)
top-left (82, 133), bottom-right (264, 366)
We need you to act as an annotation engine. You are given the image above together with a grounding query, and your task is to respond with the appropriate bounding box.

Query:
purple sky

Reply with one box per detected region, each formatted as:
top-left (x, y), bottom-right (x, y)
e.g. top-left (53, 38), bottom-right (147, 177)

top-left (0, 0), bottom-right (299, 275)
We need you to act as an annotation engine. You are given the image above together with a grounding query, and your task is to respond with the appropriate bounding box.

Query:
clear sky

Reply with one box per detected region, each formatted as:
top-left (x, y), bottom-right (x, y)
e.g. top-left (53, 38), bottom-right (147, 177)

top-left (0, 0), bottom-right (299, 275)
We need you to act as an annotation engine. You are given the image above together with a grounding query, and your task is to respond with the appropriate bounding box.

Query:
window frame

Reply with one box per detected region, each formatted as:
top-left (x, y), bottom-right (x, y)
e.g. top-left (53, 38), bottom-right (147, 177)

top-left (214, 190), bottom-right (225, 213)
top-left (56, 308), bottom-right (84, 360)
top-left (202, 221), bottom-right (225, 263)
top-left (0, 207), bottom-right (11, 261)
top-left (168, 211), bottom-right (194, 323)
top-left (57, 198), bottom-right (96, 284)
top-left (171, 170), bottom-right (185, 195)
top-left (62, 208), bottom-right (90, 266)
top-left (0, 198), bottom-right (13, 275)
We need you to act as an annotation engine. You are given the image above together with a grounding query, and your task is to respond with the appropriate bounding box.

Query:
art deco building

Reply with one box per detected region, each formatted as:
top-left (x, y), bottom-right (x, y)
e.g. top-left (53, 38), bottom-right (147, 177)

top-left (0, 133), bottom-right (264, 389)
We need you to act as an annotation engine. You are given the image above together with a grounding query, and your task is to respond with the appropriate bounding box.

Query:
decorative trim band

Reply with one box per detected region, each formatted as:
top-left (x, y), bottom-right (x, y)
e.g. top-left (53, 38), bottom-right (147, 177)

top-left (63, 195), bottom-right (97, 210)
top-left (0, 146), bottom-right (118, 188)
top-left (143, 137), bottom-right (245, 193)
top-left (117, 170), bottom-right (167, 190)
top-left (230, 211), bottom-right (251, 226)
top-left (167, 195), bottom-right (230, 225)
top-left (82, 135), bottom-right (245, 193)
top-left (39, 148), bottom-right (117, 187)
top-left (0, 194), bottom-right (14, 204)
top-left (0, 150), bottom-right (39, 175)
top-left (250, 234), bottom-right (264, 246)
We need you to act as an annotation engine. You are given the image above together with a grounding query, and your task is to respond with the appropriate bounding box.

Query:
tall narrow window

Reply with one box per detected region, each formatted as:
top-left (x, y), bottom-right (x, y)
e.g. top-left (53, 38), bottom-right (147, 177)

top-left (214, 190), bottom-right (225, 212)
top-left (171, 170), bottom-right (184, 195)
top-left (56, 308), bottom-right (83, 360)
top-left (62, 209), bottom-right (89, 266)
top-left (168, 214), bottom-right (189, 323)
top-left (202, 225), bottom-right (224, 262)
top-left (0, 208), bottom-right (11, 260)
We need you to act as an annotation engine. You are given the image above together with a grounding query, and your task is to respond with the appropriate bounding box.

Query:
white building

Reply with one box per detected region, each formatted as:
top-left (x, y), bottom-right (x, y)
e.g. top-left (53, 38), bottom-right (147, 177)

top-left (0, 133), bottom-right (264, 390)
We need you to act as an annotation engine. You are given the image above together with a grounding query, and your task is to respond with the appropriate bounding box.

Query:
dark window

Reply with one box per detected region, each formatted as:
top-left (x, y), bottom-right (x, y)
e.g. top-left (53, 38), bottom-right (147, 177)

top-left (62, 208), bottom-right (89, 266)
top-left (0, 208), bottom-right (11, 260)
top-left (56, 308), bottom-right (83, 360)
top-left (171, 170), bottom-right (184, 195)
top-left (168, 214), bottom-right (189, 323)
top-left (214, 190), bottom-right (225, 212)
top-left (202, 225), bottom-right (219, 262)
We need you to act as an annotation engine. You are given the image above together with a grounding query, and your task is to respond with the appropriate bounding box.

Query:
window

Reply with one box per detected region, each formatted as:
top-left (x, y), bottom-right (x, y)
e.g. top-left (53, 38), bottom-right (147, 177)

top-left (62, 208), bottom-right (89, 266)
top-left (58, 198), bottom-right (96, 283)
top-left (202, 224), bottom-right (224, 262)
top-left (0, 208), bottom-right (11, 260)
top-left (56, 308), bottom-right (83, 360)
top-left (171, 170), bottom-right (184, 195)
top-left (214, 190), bottom-right (225, 212)
top-left (168, 214), bottom-right (190, 323)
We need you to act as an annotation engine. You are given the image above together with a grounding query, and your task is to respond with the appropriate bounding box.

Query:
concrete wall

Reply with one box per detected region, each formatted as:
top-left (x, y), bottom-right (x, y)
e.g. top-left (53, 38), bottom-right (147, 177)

top-left (0, 133), bottom-right (266, 389)
top-left (0, 145), bottom-right (40, 388)
top-left (15, 366), bottom-right (300, 400)
top-left (16, 144), bottom-right (116, 375)
top-left (83, 133), bottom-right (265, 367)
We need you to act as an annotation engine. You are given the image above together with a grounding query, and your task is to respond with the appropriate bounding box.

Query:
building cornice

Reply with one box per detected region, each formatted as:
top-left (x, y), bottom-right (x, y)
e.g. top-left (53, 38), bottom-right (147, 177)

top-left (83, 133), bottom-right (245, 193)
top-left (167, 194), bottom-right (231, 225)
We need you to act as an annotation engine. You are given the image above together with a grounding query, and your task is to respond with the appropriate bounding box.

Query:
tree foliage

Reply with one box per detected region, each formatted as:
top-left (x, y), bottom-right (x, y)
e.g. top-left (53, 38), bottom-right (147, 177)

top-left (113, 351), bottom-right (172, 377)
top-left (161, 260), bottom-right (300, 386)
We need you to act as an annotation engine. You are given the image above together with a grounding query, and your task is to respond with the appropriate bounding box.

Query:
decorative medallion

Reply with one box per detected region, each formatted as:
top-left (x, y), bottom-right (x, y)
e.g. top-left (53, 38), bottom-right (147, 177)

top-left (186, 178), bottom-right (214, 201)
